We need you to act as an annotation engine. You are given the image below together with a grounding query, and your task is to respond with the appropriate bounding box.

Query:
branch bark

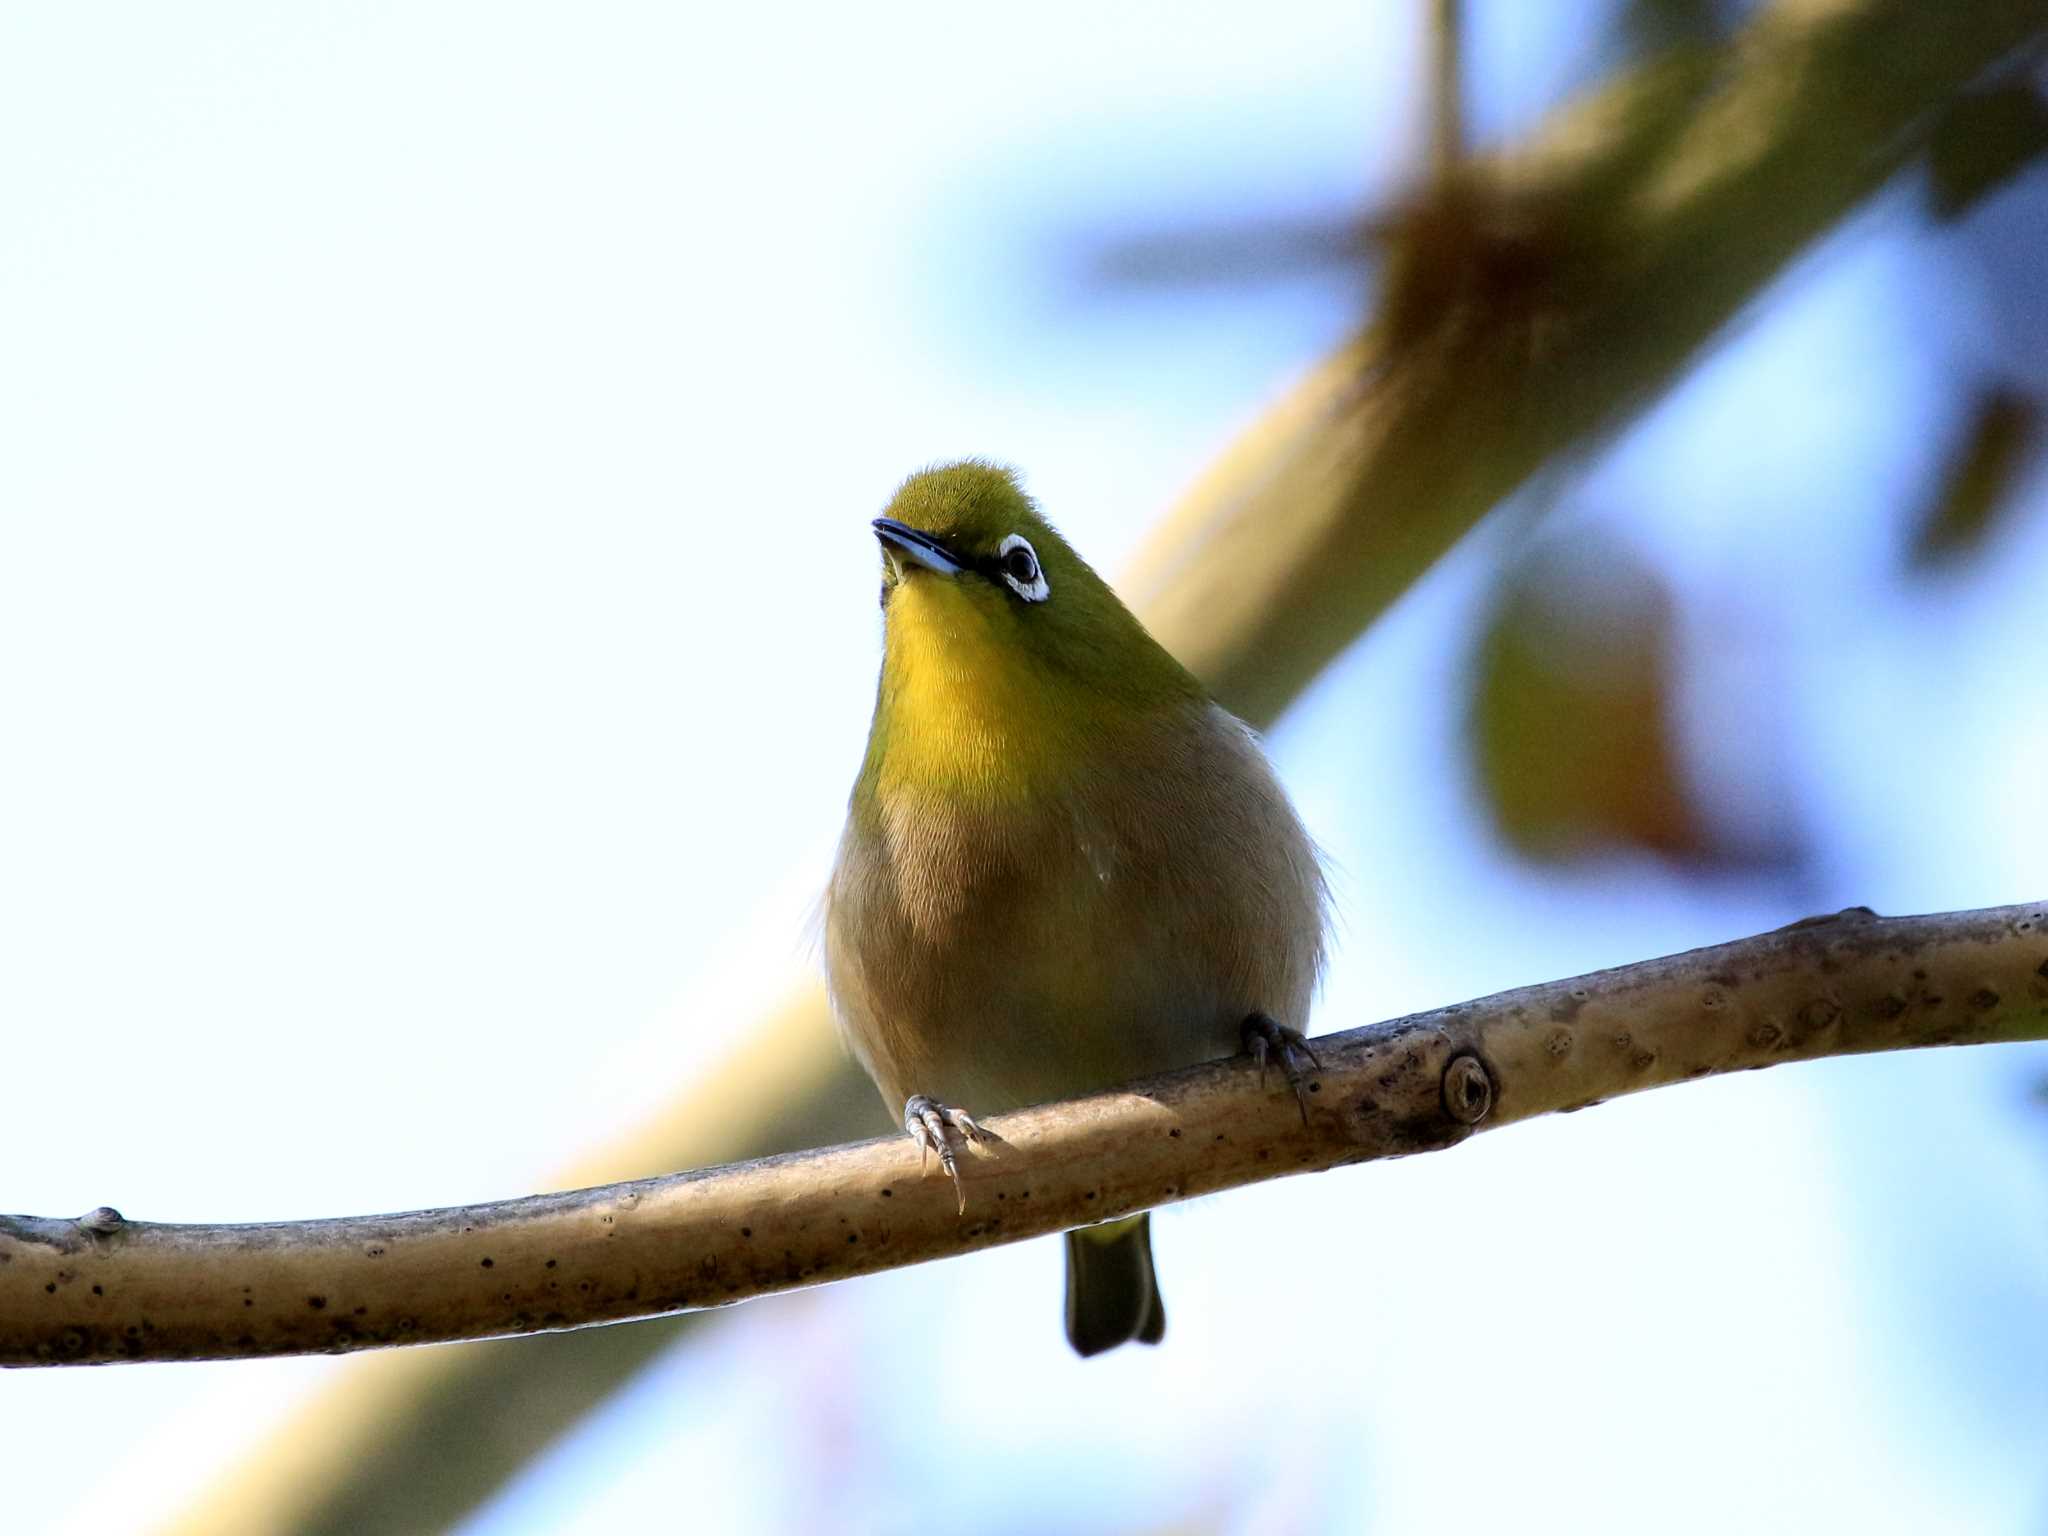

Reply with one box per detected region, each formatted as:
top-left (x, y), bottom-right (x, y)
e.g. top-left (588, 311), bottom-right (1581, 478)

top-left (9, 902), bottom-right (2043, 1368)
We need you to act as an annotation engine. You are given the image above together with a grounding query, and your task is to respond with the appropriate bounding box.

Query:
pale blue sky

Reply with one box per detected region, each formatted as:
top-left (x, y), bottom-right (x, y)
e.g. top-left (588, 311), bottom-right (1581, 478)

top-left (3, 4), bottom-right (2044, 1533)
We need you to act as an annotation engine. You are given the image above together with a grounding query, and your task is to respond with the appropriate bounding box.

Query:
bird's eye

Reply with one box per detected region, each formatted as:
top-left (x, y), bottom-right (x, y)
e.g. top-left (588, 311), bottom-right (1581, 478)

top-left (996, 534), bottom-right (1050, 603)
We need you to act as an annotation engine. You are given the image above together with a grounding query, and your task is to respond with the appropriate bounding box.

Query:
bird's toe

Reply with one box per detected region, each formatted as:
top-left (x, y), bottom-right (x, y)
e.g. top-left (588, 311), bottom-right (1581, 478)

top-left (1239, 1012), bottom-right (1322, 1124)
top-left (902, 1094), bottom-right (998, 1213)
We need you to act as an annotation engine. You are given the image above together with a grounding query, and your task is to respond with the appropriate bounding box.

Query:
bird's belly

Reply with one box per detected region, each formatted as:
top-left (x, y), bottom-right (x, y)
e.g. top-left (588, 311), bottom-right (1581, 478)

top-left (833, 853), bottom-right (1290, 1116)
top-left (919, 935), bottom-right (1240, 1114)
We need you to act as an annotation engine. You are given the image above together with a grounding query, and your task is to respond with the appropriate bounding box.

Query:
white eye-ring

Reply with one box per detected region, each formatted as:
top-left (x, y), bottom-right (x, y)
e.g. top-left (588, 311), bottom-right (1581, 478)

top-left (996, 533), bottom-right (1050, 602)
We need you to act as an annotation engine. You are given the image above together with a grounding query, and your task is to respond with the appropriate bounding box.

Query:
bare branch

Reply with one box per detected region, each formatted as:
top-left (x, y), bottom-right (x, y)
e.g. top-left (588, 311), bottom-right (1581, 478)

top-left (8, 902), bottom-right (2042, 1368)
top-left (1426, 0), bottom-right (1465, 176)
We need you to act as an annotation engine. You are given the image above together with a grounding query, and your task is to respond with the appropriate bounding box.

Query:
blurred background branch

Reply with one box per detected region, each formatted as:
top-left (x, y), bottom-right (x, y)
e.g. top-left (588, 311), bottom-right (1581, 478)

top-left (1124, 0), bottom-right (2045, 725)
top-left (143, 0), bottom-right (2048, 1530)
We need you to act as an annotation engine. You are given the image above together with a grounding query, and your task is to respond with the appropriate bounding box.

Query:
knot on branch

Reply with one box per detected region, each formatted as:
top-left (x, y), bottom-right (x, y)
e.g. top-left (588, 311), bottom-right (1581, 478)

top-left (1442, 1054), bottom-right (1493, 1125)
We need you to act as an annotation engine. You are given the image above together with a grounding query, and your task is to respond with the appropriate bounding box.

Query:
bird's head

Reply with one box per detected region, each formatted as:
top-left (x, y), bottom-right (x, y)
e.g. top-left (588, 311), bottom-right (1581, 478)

top-left (873, 460), bottom-right (1072, 613)
top-left (862, 461), bottom-right (1202, 796)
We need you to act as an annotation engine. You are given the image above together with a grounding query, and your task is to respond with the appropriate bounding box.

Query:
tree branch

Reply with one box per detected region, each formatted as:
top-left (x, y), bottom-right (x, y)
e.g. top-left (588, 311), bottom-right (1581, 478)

top-left (8, 902), bottom-right (2042, 1368)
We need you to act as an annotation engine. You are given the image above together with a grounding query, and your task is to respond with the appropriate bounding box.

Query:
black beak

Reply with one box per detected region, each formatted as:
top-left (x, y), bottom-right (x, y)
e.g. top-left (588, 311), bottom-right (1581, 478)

top-left (872, 518), bottom-right (965, 577)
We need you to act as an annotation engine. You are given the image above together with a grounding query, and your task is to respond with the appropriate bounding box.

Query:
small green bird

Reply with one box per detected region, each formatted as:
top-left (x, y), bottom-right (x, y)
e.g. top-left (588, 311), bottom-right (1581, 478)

top-left (825, 461), bottom-right (1327, 1357)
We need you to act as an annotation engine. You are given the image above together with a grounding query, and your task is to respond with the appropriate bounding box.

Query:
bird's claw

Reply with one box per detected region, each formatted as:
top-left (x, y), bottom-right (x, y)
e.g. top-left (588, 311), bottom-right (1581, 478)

top-left (903, 1094), bottom-right (997, 1214)
top-left (1240, 1012), bottom-right (1322, 1125)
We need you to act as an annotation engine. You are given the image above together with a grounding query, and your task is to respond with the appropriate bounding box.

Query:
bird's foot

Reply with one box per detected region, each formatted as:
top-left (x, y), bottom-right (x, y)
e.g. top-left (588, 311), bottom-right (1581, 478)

top-left (903, 1094), bottom-right (998, 1214)
top-left (1240, 1012), bottom-right (1322, 1125)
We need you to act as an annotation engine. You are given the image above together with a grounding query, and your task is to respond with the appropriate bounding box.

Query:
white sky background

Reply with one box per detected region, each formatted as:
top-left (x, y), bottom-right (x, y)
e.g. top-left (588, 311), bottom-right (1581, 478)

top-left (3, 3), bottom-right (2046, 1533)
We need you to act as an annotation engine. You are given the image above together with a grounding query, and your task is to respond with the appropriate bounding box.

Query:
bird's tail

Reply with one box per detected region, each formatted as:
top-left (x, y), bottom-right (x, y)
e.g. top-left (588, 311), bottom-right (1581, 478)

top-left (1064, 1213), bottom-right (1166, 1357)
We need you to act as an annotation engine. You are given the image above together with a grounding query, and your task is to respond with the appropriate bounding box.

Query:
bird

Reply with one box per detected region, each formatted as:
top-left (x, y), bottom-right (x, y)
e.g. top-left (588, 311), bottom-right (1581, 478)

top-left (823, 460), bottom-right (1327, 1357)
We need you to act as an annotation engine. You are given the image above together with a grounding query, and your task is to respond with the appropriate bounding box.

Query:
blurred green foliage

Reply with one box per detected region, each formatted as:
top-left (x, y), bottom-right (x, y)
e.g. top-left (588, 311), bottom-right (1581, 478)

top-left (1911, 387), bottom-right (2044, 569)
top-left (1469, 535), bottom-right (1704, 863)
top-left (1929, 83), bottom-right (2048, 221)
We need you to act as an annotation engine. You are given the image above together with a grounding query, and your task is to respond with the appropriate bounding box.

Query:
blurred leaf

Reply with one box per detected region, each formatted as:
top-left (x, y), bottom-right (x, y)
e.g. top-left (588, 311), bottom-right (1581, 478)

top-left (1469, 535), bottom-right (1707, 863)
top-left (1909, 386), bottom-right (2043, 568)
top-left (1929, 84), bottom-right (2048, 220)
